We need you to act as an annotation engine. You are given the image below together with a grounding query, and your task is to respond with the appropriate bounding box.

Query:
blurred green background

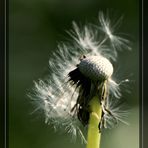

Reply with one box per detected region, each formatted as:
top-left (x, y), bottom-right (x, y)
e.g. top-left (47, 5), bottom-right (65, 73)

top-left (9, 0), bottom-right (139, 148)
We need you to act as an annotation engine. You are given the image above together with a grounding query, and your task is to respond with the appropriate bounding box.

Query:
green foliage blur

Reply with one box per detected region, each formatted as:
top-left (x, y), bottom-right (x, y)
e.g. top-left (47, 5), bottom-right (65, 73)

top-left (9, 0), bottom-right (139, 148)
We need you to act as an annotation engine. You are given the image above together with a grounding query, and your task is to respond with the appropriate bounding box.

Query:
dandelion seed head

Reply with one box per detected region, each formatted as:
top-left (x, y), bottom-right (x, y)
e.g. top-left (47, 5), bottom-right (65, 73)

top-left (29, 11), bottom-right (132, 142)
top-left (78, 55), bottom-right (113, 81)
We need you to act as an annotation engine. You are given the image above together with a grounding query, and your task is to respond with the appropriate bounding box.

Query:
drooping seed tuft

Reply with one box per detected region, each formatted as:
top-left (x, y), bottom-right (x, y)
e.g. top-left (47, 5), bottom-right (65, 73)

top-left (78, 56), bottom-right (113, 81)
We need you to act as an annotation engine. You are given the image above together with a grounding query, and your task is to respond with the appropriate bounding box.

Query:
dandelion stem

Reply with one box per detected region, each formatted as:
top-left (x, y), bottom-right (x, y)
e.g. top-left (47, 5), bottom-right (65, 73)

top-left (87, 96), bottom-right (102, 148)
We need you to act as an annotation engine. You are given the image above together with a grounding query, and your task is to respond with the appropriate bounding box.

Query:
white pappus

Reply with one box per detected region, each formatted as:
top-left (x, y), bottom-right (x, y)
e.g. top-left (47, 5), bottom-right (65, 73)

top-left (28, 11), bottom-right (131, 143)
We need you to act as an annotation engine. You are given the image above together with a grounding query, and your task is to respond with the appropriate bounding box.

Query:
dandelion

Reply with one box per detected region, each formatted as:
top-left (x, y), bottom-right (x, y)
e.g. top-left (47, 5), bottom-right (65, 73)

top-left (29, 11), bottom-right (131, 148)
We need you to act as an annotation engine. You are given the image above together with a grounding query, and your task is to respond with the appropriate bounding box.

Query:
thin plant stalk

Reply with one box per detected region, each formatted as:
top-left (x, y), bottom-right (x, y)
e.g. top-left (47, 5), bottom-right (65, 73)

top-left (87, 96), bottom-right (102, 148)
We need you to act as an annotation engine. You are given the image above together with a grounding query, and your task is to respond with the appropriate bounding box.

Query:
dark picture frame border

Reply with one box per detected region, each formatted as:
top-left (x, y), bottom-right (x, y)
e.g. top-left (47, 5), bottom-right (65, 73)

top-left (0, 0), bottom-right (146, 147)
top-left (0, 0), bottom-right (6, 147)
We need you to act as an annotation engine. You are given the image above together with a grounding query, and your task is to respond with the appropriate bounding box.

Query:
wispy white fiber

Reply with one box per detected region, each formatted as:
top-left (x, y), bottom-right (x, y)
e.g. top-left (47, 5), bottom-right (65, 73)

top-left (29, 12), bottom-right (131, 142)
top-left (98, 12), bottom-right (132, 59)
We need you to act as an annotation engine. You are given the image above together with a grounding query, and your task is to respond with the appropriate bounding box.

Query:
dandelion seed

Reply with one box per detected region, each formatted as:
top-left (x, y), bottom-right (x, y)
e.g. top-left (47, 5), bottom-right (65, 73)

top-left (98, 12), bottom-right (132, 59)
top-left (29, 12), bottom-right (131, 147)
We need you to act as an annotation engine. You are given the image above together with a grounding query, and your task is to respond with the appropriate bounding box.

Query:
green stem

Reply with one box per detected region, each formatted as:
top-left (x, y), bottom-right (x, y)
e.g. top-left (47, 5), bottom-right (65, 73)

top-left (86, 96), bottom-right (102, 148)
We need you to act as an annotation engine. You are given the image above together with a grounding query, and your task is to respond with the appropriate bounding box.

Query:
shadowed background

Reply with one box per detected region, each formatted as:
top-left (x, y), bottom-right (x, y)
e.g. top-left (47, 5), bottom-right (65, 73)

top-left (9, 0), bottom-right (139, 148)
